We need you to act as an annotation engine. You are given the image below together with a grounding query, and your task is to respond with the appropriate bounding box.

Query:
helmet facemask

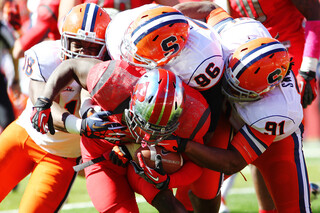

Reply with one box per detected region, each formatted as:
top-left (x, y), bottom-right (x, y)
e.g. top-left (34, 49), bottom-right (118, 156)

top-left (61, 30), bottom-right (106, 60)
top-left (60, 3), bottom-right (111, 60)
top-left (124, 108), bottom-right (179, 146)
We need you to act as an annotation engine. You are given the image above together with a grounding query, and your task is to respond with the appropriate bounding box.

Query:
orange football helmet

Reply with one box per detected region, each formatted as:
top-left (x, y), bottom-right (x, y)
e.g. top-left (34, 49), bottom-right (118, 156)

top-left (61, 3), bottom-right (111, 60)
top-left (222, 37), bottom-right (290, 102)
top-left (124, 68), bottom-right (185, 145)
top-left (120, 5), bottom-right (190, 69)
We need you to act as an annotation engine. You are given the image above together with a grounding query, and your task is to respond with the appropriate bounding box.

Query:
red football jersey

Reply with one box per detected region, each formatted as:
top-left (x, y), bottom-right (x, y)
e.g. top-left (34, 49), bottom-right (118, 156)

top-left (86, 60), bottom-right (211, 145)
top-left (228, 0), bottom-right (305, 74)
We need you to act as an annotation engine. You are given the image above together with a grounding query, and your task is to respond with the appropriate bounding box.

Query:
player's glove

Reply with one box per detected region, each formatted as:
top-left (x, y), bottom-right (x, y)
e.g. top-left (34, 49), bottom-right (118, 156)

top-left (80, 111), bottom-right (127, 143)
top-left (131, 153), bottom-right (170, 190)
top-left (109, 145), bottom-right (132, 167)
top-left (297, 70), bottom-right (318, 108)
top-left (30, 96), bottom-right (55, 135)
top-left (157, 135), bottom-right (188, 152)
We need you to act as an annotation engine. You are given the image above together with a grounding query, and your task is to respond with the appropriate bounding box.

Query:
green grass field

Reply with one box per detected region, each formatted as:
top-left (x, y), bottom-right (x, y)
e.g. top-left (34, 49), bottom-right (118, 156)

top-left (1, 141), bottom-right (320, 213)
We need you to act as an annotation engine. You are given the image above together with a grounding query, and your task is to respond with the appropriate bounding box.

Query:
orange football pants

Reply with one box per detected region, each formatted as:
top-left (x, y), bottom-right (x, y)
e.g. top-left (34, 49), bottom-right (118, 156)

top-left (0, 121), bottom-right (79, 212)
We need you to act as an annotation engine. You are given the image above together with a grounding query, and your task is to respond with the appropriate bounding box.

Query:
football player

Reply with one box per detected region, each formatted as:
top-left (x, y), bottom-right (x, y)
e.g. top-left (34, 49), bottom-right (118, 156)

top-left (162, 2), bottom-right (311, 212)
top-left (106, 3), bottom-right (225, 132)
top-left (223, 0), bottom-right (320, 211)
top-left (30, 57), bottom-right (211, 212)
top-left (0, 3), bottom-right (115, 212)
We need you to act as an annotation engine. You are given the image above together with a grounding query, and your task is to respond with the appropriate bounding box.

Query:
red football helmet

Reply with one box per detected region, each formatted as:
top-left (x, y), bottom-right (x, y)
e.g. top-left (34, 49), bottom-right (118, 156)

top-left (120, 5), bottom-right (190, 69)
top-left (61, 3), bottom-right (111, 60)
top-left (124, 68), bottom-right (185, 145)
top-left (222, 37), bottom-right (290, 102)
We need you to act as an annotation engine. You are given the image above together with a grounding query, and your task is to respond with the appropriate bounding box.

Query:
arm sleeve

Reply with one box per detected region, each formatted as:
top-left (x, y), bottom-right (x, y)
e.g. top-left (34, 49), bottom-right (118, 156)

top-left (206, 7), bottom-right (233, 28)
top-left (231, 124), bottom-right (276, 164)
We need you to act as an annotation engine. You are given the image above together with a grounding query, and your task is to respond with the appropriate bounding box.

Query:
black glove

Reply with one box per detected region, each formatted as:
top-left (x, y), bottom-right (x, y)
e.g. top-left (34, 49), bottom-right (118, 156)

top-left (80, 111), bottom-right (127, 143)
top-left (297, 70), bottom-right (318, 108)
top-left (30, 97), bottom-right (55, 135)
top-left (109, 145), bottom-right (132, 167)
top-left (131, 153), bottom-right (170, 190)
top-left (157, 135), bottom-right (188, 152)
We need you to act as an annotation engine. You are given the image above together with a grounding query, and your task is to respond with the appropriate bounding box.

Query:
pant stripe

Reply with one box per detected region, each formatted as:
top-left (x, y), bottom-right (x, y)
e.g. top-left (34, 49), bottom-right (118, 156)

top-left (294, 124), bottom-right (311, 213)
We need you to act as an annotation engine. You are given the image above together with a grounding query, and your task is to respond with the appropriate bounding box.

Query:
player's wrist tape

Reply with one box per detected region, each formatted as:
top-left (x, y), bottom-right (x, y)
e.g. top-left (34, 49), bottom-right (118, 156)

top-left (300, 57), bottom-right (319, 73)
top-left (303, 20), bottom-right (320, 59)
top-left (65, 114), bottom-right (81, 134)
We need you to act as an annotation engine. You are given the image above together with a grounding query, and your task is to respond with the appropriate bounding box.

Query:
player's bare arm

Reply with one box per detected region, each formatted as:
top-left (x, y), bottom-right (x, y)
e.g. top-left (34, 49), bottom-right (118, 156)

top-left (173, 1), bottom-right (219, 21)
top-left (183, 140), bottom-right (247, 175)
top-left (42, 58), bottom-right (101, 101)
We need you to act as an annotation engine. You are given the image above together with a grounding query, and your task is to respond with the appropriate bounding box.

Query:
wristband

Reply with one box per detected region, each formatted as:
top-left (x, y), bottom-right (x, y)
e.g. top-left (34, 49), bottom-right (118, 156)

top-left (65, 114), bottom-right (81, 134)
top-left (300, 56), bottom-right (319, 73)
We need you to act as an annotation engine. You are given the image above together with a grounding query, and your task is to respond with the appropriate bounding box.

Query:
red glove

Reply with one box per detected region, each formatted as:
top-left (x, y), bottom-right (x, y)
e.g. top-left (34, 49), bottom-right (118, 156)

top-left (157, 135), bottom-right (188, 152)
top-left (297, 70), bottom-right (318, 108)
top-left (131, 153), bottom-right (170, 190)
top-left (30, 97), bottom-right (55, 134)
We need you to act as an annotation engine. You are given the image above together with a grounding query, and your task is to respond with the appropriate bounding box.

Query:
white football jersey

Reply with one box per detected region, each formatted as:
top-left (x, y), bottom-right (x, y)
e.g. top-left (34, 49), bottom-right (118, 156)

top-left (214, 18), bottom-right (303, 140)
top-left (16, 40), bottom-right (82, 158)
top-left (231, 71), bottom-right (303, 141)
top-left (106, 4), bottom-right (224, 90)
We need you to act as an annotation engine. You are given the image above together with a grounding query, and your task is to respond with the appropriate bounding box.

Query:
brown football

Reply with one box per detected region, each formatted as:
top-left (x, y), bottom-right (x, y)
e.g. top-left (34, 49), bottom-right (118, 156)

top-left (133, 145), bottom-right (183, 174)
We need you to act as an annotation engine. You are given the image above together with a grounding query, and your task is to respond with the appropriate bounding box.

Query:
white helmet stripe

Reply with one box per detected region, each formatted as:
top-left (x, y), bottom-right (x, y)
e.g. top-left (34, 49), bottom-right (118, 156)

top-left (131, 13), bottom-right (188, 45)
top-left (232, 42), bottom-right (286, 78)
top-left (82, 3), bottom-right (98, 32)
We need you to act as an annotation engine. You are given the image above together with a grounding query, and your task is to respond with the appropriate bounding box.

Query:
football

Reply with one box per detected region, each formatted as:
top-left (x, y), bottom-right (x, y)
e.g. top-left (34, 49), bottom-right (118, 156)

top-left (133, 145), bottom-right (183, 174)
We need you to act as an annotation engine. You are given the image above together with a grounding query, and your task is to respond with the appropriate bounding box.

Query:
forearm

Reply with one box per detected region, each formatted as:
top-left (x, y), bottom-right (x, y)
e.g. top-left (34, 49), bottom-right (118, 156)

top-left (184, 141), bottom-right (247, 175)
top-left (174, 1), bottom-right (219, 21)
top-left (42, 58), bottom-right (100, 101)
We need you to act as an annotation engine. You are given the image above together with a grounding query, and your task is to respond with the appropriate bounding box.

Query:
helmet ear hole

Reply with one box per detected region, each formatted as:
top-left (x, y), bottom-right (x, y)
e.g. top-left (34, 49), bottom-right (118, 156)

top-left (240, 48), bottom-right (248, 52)
top-left (254, 67), bottom-right (260, 74)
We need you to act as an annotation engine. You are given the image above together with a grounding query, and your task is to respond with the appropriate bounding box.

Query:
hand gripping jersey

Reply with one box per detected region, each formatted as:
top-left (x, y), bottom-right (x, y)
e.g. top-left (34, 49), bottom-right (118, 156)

top-left (16, 40), bottom-right (82, 158)
top-left (209, 11), bottom-right (304, 162)
top-left (106, 4), bottom-right (224, 91)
